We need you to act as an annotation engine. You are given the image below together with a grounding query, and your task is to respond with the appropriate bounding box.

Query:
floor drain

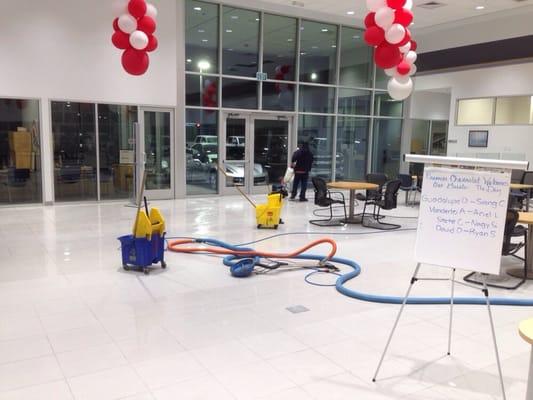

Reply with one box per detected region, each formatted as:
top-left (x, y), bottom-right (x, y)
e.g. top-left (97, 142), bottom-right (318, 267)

top-left (286, 305), bottom-right (309, 314)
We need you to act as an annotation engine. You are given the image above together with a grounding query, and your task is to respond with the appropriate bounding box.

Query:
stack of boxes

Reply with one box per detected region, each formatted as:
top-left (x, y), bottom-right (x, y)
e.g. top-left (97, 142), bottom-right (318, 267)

top-left (8, 128), bottom-right (32, 170)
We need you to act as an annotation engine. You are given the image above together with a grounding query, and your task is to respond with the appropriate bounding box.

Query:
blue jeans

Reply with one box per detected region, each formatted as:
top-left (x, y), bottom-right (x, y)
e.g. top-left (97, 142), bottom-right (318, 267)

top-left (291, 173), bottom-right (309, 200)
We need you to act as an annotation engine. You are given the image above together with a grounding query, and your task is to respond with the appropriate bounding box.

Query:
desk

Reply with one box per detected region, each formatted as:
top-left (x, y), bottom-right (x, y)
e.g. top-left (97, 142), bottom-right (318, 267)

top-left (519, 318), bottom-right (533, 400)
top-left (508, 212), bottom-right (533, 279)
top-left (511, 183), bottom-right (533, 211)
top-left (327, 181), bottom-right (379, 224)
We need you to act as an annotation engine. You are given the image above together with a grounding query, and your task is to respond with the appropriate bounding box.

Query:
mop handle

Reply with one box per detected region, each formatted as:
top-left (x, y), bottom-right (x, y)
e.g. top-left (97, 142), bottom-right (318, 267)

top-left (217, 164), bottom-right (257, 209)
top-left (132, 169), bottom-right (148, 235)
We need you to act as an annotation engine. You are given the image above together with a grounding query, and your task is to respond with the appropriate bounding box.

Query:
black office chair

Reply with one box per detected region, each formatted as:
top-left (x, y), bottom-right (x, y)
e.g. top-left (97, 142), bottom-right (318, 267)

top-left (464, 210), bottom-right (527, 290)
top-left (309, 177), bottom-right (347, 226)
top-left (361, 179), bottom-right (402, 230)
top-left (511, 169), bottom-right (525, 184)
top-left (510, 171), bottom-right (532, 210)
top-left (356, 173), bottom-right (388, 202)
top-left (398, 174), bottom-right (417, 206)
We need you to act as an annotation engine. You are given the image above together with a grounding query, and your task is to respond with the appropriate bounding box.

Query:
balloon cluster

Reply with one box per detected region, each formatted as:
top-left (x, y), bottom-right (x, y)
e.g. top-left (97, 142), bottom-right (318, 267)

top-left (111, 0), bottom-right (158, 76)
top-left (202, 80), bottom-right (217, 108)
top-left (364, 0), bottom-right (417, 100)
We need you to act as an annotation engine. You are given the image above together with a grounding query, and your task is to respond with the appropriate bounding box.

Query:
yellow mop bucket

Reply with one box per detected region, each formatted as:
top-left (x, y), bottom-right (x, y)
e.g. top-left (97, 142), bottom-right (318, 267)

top-left (256, 193), bottom-right (283, 229)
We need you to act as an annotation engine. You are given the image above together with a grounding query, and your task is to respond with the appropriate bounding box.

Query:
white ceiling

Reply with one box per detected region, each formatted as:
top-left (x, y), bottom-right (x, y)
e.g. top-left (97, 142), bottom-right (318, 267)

top-left (257, 0), bottom-right (533, 29)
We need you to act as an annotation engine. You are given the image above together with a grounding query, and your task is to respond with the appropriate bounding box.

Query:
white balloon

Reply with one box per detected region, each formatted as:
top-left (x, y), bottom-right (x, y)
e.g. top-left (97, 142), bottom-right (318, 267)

top-left (405, 50), bottom-right (417, 65)
top-left (366, 0), bottom-right (387, 12)
top-left (146, 3), bottom-right (158, 19)
top-left (385, 24), bottom-right (406, 45)
top-left (399, 42), bottom-right (411, 54)
top-left (118, 14), bottom-right (137, 34)
top-left (384, 67), bottom-right (396, 77)
top-left (112, 0), bottom-right (129, 17)
top-left (408, 63), bottom-right (417, 76)
top-left (130, 30), bottom-right (149, 50)
top-left (375, 7), bottom-right (395, 30)
top-left (404, 0), bottom-right (413, 10)
top-left (394, 74), bottom-right (411, 84)
top-left (388, 77), bottom-right (413, 100)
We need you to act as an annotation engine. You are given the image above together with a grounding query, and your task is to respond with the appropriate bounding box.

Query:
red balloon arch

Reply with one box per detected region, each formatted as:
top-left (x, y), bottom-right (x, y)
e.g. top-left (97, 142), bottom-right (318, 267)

top-left (111, 0), bottom-right (158, 76)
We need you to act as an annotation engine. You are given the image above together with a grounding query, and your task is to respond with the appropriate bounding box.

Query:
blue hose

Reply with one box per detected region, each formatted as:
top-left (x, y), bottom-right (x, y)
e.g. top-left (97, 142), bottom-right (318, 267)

top-left (188, 238), bottom-right (533, 307)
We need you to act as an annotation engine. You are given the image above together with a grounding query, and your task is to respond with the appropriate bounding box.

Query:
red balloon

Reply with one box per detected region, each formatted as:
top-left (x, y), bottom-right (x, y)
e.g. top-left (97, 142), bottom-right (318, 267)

top-left (374, 43), bottom-right (402, 69)
top-left (112, 31), bottom-right (130, 50)
top-left (364, 26), bottom-right (385, 46)
top-left (128, 0), bottom-right (147, 18)
top-left (387, 0), bottom-right (406, 9)
top-left (138, 16), bottom-right (156, 35)
top-left (410, 40), bottom-right (418, 51)
top-left (145, 35), bottom-right (158, 52)
top-left (121, 49), bottom-right (149, 75)
top-left (397, 61), bottom-right (411, 75)
top-left (112, 18), bottom-right (120, 32)
top-left (364, 13), bottom-right (376, 28)
top-left (398, 29), bottom-right (411, 47)
top-left (394, 8), bottom-right (413, 26)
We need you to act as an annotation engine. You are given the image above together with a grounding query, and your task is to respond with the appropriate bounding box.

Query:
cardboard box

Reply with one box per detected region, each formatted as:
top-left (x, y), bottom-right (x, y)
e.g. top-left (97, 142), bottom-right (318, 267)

top-left (11, 151), bottom-right (32, 169)
top-left (9, 131), bottom-right (31, 153)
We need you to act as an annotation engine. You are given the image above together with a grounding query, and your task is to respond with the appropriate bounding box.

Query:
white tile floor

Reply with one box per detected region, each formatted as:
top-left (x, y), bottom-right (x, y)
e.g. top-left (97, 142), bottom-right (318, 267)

top-left (0, 195), bottom-right (532, 399)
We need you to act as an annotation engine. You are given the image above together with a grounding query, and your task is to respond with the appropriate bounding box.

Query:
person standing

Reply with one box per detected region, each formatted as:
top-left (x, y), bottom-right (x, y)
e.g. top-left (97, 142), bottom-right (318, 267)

top-left (290, 142), bottom-right (314, 201)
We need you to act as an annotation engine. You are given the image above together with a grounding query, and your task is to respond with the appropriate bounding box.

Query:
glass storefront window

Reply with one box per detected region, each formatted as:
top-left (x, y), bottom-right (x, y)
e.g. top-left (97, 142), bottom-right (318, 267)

top-left (339, 27), bottom-right (372, 88)
top-left (336, 117), bottom-right (369, 181)
top-left (262, 82), bottom-right (295, 111)
top-left (298, 115), bottom-right (334, 180)
top-left (144, 111), bottom-right (171, 191)
top-left (186, 109), bottom-right (218, 195)
top-left (263, 14), bottom-right (297, 82)
top-left (372, 118), bottom-right (402, 178)
top-left (374, 68), bottom-right (388, 90)
top-left (186, 0), bottom-right (219, 73)
top-left (222, 78), bottom-right (258, 109)
top-left (222, 6), bottom-right (260, 77)
top-left (186, 74), bottom-right (219, 107)
top-left (299, 20), bottom-right (338, 84)
top-left (374, 92), bottom-right (404, 117)
top-left (0, 98), bottom-right (42, 204)
top-left (97, 104), bottom-right (137, 200)
top-left (299, 85), bottom-right (335, 114)
top-left (52, 101), bottom-right (97, 202)
top-left (338, 88), bottom-right (371, 115)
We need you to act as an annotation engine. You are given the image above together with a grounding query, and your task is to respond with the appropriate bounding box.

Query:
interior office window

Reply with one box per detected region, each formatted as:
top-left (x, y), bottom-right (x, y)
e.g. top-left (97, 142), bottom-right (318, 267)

top-left (186, 74), bottom-right (219, 107)
top-left (97, 104), bottom-right (138, 200)
top-left (185, 0), bottom-right (219, 73)
top-left (374, 92), bottom-right (403, 117)
top-left (372, 118), bottom-right (402, 178)
top-left (339, 27), bottom-right (372, 88)
top-left (299, 20), bottom-right (338, 84)
top-left (222, 6), bottom-right (260, 77)
top-left (495, 96), bottom-right (533, 125)
top-left (186, 109), bottom-right (218, 195)
top-left (430, 120), bottom-right (448, 155)
top-left (262, 14), bottom-right (297, 82)
top-left (222, 78), bottom-right (258, 109)
top-left (262, 82), bottom-right (295, 111)
top-left (374, 67), bottom-right (388, 90)
top-left (411, 119), bottom-right (430, 155)
top-left (338, 88), bottom-right (371, 115)
top-left (298, 115), bottom-right (334, 180)
top-left (51, 101), bottom-right (97, 202)
top-left (299, 85), bottom-right (335, 114)
top-left (336, 117), bottom-right (369, 181)
top-left (0, 98), bottom-right (42, 204)
top-left (456, 98), bottom-right (494, 125)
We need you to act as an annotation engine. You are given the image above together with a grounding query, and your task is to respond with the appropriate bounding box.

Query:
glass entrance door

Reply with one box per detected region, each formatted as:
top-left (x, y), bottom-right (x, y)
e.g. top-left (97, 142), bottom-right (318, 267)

top-left (220, 113), bottom-right (290, 195)
top-left (139, 108), bottom-right (174, 200)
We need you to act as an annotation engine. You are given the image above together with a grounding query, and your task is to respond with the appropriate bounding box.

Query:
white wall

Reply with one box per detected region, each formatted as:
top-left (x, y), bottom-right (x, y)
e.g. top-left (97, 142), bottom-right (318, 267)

top-left (409, 91), bottom-right (450, 120)
top-left (414, 62), bottom-right (533, 165)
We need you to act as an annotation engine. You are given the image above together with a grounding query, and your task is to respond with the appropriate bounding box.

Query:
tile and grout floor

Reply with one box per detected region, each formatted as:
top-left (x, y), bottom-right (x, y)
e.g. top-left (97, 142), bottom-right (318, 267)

top-left (0, 194), bottom-right (532, 399)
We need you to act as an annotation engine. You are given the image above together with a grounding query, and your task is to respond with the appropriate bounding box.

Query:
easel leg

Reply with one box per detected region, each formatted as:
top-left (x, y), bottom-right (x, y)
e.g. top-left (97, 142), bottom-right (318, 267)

top-left (481, 274), bottom-right (507, 400)
top-left (373, 263), bottom-right (422, 382)
top-left (447, 268), bottom-right (456, 356)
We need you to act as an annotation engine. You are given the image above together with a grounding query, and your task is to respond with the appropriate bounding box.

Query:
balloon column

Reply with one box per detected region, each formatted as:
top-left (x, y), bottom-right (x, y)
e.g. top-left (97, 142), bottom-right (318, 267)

top-left (364, 0), bottom-right (417, 100)
top-left (111, 0), bottom-right (158, 76)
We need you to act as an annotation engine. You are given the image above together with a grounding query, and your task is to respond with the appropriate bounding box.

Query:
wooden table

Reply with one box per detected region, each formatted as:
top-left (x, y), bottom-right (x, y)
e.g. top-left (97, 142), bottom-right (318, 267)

top-left (511, 183), bottom-right (533, 211)
top-left (519, 318), bottom-right (533, 400)
top-left (327, 181), bottom-right (379, 224)
top-left (508, 212), bottom-right (533, 279)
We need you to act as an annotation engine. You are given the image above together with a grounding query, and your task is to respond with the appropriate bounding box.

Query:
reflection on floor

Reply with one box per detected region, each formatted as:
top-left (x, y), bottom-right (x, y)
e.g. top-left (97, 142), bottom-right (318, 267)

top-left (0, 195), bottom-right (531, 399)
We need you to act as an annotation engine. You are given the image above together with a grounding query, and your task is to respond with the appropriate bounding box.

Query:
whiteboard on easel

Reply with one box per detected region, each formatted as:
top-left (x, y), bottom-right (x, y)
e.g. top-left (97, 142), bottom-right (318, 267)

top-left (415, 166), bottom-right (511, 275)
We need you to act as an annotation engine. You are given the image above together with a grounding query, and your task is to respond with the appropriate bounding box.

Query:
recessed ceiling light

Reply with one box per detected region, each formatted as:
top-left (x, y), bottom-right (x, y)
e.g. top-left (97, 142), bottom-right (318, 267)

top-left (475, 5), bottom-right (485, 10)
top-left (255, 18), bottom-right (260, 21)
top-left (225, 29), bottom-right (232, 33)
top-left (198, 29), bottom-right (205, 33)
top-left (331, 44), bottom-right (336, 48)
top-left (312, 45), bottom-right (318, 49)
top-left (321, 28), bottom-right (329, 32)
top-left (287, 38), bottom-right (293, 42)
top-left (193, 7), bottom-right (202, 11)
top-left (231, 15), bottom-right (239, 19)
top-left (202, 39), bottom-right (208, 42)
top-left (353, 35), bottom-right (360, 39)
top-left (186, 59), bottom-right (192, 63)
top-left (346, 11), bottom-right (355, 15)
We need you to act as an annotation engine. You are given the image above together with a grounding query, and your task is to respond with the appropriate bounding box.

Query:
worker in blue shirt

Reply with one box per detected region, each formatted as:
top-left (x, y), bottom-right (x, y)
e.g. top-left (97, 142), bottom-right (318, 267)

top-left (290, 142), bottom-right (314, 201)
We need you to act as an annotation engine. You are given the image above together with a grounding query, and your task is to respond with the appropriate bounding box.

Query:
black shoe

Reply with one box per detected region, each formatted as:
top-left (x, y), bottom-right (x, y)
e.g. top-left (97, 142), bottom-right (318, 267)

top-left (299, 198), bottom-right (308, 202)
top-left (289, 197), bottom-right (296, 201)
